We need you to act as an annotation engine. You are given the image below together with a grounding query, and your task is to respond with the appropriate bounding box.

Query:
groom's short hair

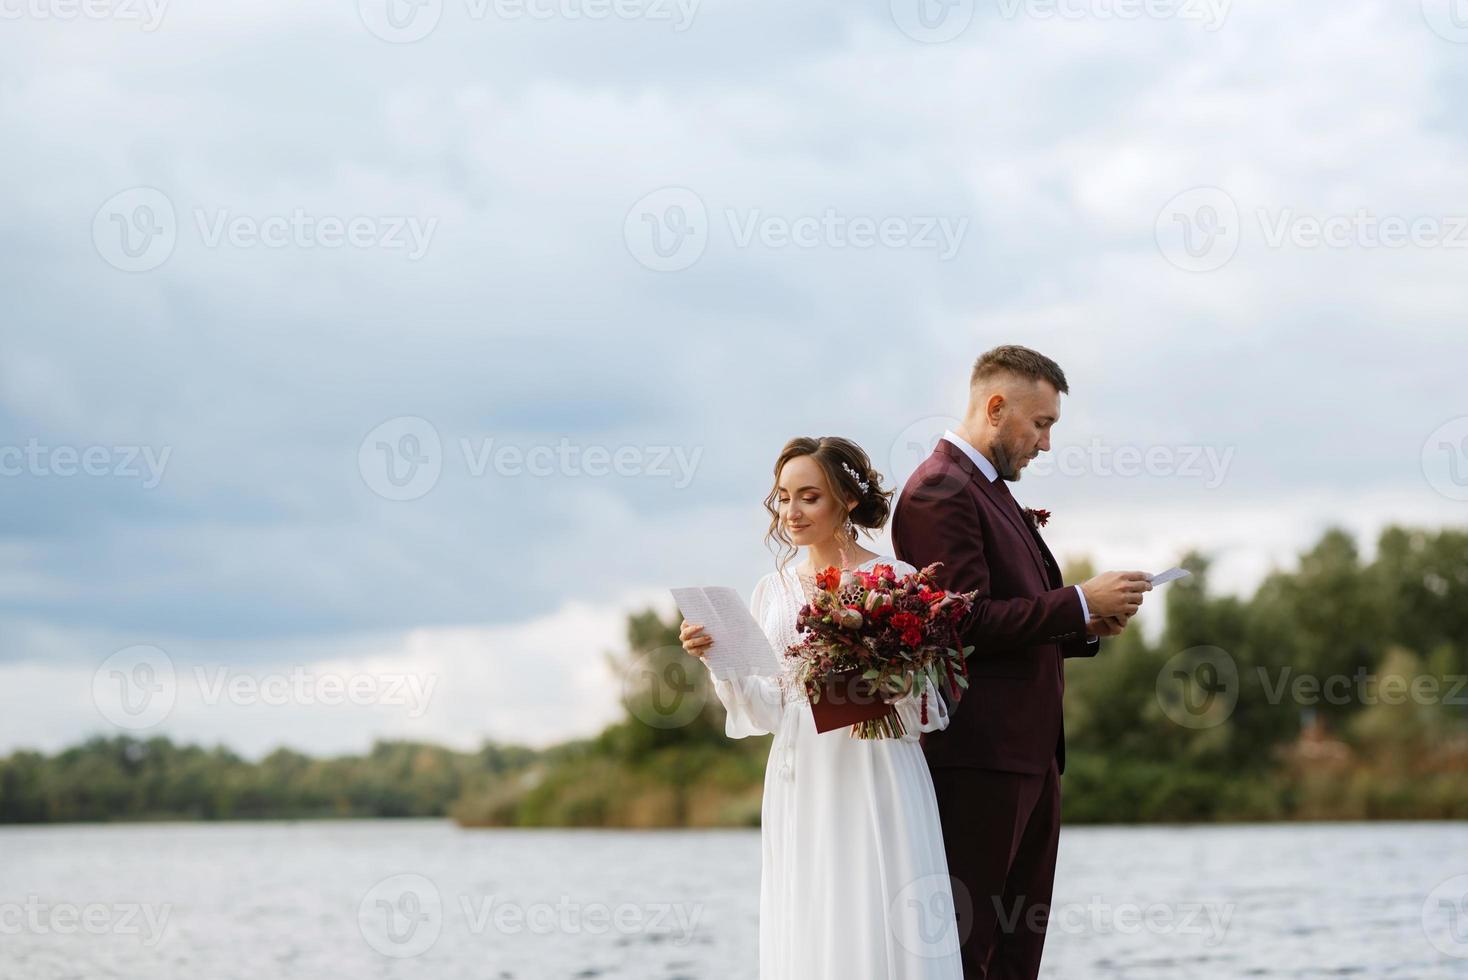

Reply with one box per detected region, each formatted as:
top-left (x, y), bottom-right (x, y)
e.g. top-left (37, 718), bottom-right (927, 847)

top-left (970, 345), bottom-right (1069, 395)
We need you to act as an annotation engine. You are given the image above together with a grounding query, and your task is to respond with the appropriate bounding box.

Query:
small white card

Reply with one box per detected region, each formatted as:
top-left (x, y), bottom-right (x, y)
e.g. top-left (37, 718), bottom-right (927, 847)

top-left (1147, 567), bottom-right (1191, 586)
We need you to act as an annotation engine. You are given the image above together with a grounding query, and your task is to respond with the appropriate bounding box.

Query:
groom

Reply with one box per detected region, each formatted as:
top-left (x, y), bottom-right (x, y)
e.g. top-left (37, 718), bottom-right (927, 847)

top-left (892, 345), bottom-right (1151, 979)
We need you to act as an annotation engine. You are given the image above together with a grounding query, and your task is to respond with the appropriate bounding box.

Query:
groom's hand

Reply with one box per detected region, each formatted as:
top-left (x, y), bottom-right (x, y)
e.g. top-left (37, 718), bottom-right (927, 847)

top-left (1080, 570), bottom-right (1152, 620)
top-left (1085, 614), bottom-right (1129, 638)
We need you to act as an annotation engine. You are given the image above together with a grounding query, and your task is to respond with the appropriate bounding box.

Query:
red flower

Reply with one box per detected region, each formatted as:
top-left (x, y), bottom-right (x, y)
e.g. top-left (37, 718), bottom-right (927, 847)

top-left (900, 628), bottom-right (923, 647)
top-left (1023, 507), bottom-right (1051, 529)
top-left (815, 566), bottom-right (842, 590)
top-left (889, 612), bottom-right (922, 632)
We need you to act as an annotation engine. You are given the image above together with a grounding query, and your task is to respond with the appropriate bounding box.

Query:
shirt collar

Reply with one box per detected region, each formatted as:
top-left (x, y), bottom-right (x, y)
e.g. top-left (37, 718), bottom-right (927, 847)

top-left (941, 429), bottom-right (998, 483)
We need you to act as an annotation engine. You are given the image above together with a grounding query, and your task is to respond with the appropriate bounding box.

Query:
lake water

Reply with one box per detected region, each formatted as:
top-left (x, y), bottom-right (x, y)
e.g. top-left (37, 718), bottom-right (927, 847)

top-left (2, 820), bottom-right (1466, 978)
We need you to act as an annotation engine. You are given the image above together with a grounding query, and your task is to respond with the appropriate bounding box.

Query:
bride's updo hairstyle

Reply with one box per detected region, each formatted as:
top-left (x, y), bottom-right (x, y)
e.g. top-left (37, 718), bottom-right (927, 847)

top-left (763, 436), bottom-right (896, 572)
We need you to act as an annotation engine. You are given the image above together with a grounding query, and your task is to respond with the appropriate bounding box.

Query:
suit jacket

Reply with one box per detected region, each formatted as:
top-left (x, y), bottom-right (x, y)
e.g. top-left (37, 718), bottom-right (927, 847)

top-left (892, 439), bottom-right (1098, 775)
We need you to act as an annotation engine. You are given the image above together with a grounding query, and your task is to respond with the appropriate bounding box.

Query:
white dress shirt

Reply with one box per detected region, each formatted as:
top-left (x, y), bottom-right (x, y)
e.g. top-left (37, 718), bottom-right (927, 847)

top-left (940, 430), bottom-right (1094, 626)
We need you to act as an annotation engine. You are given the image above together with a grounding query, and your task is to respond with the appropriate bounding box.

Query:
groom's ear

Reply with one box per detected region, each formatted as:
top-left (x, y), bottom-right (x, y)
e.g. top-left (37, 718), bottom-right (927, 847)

top-left (983, 391), bottom-right (1007, 426)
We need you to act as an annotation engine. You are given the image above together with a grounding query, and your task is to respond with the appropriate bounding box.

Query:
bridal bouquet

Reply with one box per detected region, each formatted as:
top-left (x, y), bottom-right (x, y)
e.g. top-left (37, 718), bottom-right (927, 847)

top-left (786, 563), bottom-right (976, 739)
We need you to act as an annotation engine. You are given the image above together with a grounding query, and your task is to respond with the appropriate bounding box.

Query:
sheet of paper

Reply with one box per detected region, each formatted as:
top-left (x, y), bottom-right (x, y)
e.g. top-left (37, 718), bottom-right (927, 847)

top-left (1147, 567), bottom-right (1191, 586)
top-left (670, 586), bottom-right (783, 681)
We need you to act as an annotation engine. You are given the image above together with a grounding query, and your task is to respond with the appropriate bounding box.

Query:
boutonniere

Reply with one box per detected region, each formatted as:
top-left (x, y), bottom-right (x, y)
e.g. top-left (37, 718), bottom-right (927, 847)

top-left (1023, 507), bottom-right (1051, 529)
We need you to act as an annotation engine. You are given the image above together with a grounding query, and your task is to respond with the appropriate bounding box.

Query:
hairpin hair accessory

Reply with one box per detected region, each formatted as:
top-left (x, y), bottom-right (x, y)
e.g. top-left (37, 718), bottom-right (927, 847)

top-left (841, 461), bottom-right (870, 493)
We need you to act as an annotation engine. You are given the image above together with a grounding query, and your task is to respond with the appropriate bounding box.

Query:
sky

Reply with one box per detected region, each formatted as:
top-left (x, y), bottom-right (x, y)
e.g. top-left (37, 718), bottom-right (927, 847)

top-left (2, 0), bottom-right (1466, 758)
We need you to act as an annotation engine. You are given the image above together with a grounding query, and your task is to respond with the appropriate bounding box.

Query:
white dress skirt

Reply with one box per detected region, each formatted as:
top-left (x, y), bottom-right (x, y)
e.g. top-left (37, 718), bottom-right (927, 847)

top-left (706, 556), bottom-right (964, 980)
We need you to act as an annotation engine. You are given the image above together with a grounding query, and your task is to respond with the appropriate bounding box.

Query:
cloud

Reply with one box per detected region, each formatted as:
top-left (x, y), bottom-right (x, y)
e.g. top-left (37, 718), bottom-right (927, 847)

top-left (0, 0), bottom-right (1464, 753)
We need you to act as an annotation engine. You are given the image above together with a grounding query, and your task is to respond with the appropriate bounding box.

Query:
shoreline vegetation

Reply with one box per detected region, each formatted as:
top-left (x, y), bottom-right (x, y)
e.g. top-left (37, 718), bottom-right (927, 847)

top-left (3, 525), bottom-right (1464, 828)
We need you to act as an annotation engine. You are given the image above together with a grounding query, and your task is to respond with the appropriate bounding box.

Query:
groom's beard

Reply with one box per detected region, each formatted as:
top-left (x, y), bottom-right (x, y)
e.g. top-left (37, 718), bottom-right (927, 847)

top-left (992, 444), bottom-right (1022, 481)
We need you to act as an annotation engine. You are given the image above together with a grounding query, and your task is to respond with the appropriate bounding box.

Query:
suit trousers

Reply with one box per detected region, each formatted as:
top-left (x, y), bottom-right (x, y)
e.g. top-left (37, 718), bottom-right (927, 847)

top-left (928, 762), bottom-right (1061, 980)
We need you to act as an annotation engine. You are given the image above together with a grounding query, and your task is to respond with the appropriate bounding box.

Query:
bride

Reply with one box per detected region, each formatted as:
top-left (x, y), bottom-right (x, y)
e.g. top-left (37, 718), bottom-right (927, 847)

top-left (679, 436), bottom-right (964, 979)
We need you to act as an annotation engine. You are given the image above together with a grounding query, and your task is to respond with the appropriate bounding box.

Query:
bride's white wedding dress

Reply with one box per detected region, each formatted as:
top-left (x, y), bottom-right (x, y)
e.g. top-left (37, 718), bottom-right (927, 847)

top-left (706, 555), bottom-right (964, 979)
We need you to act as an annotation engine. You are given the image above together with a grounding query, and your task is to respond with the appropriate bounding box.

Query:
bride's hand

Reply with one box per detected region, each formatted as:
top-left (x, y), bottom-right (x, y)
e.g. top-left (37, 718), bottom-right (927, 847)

top-left (879, 673), bottom-right (914, 704)
top-left (679, 620), bottom-right (713, 658)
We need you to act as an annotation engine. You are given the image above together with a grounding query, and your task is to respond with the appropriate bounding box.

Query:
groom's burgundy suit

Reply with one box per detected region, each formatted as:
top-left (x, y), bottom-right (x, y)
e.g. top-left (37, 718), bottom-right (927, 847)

top-left (892, 438), bottom-right (1099, 980)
